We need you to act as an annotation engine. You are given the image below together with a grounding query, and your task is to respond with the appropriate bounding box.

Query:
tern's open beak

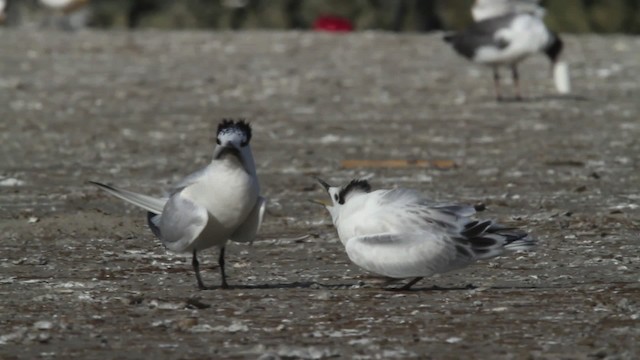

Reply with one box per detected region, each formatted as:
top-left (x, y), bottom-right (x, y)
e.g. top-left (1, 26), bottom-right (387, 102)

top-left (308, 199), bottom-right (331, 207)
top-left (315, 177), bottom-right (331, 192)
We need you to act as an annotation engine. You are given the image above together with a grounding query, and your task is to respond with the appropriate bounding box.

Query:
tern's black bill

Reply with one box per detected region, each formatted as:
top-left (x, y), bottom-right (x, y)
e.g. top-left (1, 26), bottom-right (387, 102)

top-left (315, 177), bottom-right (332, 192)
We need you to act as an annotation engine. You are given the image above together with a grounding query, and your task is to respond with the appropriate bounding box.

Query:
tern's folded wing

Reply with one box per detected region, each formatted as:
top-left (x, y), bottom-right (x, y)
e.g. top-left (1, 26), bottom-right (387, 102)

top-left (229, 196), bottom-right (266, 244)
top-left (344, 233), bottom-right (474, 279)
top-left (90, 181), bottom-right (166, 214)
top-left (157, 193), bottom-right (209, 253)
top-left (167, 167), bottom-right (209, 196)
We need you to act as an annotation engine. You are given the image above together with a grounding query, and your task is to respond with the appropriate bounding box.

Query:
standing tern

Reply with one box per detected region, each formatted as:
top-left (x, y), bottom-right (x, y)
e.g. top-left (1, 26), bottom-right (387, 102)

top-left (91, 119), bottom-right (265, 290)
top-left (443, 11), bottom-right (570, 100)
top-left (316, 179), bottom-right (536, 290)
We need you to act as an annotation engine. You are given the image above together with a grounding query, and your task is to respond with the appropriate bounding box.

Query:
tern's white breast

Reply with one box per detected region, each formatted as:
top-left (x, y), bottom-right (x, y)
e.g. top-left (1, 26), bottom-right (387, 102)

top-left (180, 160), bottom-right (258, 248)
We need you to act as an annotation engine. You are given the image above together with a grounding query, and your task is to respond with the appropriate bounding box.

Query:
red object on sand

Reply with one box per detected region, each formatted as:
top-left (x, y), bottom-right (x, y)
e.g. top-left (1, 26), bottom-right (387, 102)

top-left (313, 15), bottom-right (354, 32)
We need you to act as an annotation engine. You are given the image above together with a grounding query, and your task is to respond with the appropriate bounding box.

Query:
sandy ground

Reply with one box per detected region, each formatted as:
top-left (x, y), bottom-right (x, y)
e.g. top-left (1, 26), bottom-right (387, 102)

top-left (1, 30), bottom-right (639, 359)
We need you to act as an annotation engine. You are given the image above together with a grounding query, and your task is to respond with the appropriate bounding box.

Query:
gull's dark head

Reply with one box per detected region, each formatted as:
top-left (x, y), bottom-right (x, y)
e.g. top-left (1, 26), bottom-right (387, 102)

top-left (544, 32), bottom-right (564, 64)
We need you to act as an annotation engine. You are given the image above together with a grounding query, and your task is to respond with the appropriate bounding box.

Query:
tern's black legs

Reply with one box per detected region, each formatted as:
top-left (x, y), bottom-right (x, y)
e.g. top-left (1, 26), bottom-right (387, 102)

top-left (192, 250), bottom-right (208, 290)
top-left (511, 65), bottom-right (522, 100)
top-left (218, 247), bottom-right (229, 289)
top-left (192, 248), bottom-right (229, 290)
top-left (492, 67), bottom-right (502, 101)
top-left (400, 277), bottom-right (424, 290)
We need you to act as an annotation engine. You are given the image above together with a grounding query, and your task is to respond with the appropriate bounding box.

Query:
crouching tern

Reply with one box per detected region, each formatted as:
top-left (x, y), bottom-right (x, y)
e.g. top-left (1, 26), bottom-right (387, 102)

top-left (316, 179), bottom-right (536, 290)
top-left (91, 119), bottom-right (265, 290)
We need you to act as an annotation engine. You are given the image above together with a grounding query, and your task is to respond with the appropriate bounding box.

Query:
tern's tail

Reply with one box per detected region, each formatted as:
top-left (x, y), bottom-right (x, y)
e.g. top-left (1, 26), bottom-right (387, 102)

top-left (89, 181), bottom-right (166, 215)
top-left (461, 220), bottom-right (536, 260)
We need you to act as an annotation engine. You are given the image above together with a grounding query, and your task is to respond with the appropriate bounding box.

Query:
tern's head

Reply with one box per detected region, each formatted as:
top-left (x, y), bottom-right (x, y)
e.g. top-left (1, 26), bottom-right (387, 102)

top-left (212, 119), bottom-right (256, 172)
top-left (315, 178), bottom-right (372, 218)
top-left (213, 119), bottom-right (252, 157)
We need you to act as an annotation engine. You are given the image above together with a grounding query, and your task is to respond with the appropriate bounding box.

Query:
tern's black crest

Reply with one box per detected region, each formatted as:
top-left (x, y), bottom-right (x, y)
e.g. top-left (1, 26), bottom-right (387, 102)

top-left (338, 179), bottom-right (372, 204)
top-left (217, 119), bottom-right (252, 146)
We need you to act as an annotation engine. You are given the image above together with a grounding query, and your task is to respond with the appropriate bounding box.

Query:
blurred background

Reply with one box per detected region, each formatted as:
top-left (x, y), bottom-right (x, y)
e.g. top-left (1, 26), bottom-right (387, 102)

top-left (1, 0), bottom-right (639, 33)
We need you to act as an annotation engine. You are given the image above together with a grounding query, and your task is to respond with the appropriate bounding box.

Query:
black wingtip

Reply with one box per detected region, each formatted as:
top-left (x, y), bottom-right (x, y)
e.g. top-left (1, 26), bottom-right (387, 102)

top-left (147, 211), bottom-right (162, 238)
top-left (88, 180), bottom-right (112, 190)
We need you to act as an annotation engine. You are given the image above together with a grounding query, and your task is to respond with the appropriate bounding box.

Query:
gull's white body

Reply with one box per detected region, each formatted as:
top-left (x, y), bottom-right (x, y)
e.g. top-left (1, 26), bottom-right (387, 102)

top-left (472, 0), bottom-right (544, 22)
top-left (472, 13), bottom-right (551, 65)
top-left (323, 183), bottom-right (535, 280)
top-left (39, 0), bottom-right (85, 10)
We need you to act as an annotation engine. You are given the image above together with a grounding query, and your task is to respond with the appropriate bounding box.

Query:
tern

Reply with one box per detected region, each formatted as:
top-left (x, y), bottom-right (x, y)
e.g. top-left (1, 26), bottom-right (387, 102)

top-left (443, 11), bottom-right (570, 100)
top-left (316, 179), bottom-right (536, 290)
top-left (91, 119), bottom-right (265, 290)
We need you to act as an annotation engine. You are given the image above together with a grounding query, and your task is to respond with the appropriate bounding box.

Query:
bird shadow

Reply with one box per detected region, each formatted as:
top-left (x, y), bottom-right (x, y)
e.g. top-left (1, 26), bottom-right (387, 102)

top-left (201, 282), bottom-right (548, 292)
top-left (495, 94), bottom-right (591, 103)
top-left (222, 281), bottom-right (355, 290)
top-left (395, 284), bottom-right (552, 292)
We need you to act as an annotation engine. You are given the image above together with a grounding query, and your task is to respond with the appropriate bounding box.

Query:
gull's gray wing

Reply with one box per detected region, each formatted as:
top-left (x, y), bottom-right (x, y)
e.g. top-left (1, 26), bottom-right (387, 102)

top-left (229, 196), bottom-right (266, 245)
top-left (344, 233), bottom-right (474, 279)
top-left (157, 193), bottom-right (209, 253)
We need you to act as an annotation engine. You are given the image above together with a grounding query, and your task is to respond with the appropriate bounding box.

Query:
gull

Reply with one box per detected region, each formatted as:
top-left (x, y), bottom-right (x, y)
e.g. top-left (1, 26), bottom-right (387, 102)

top-left (443, 10), bottom-right (570, 100)
top-left (315, 179), bottom-right (536, 290)
top-left (91, 119), bottom-right (266, 290)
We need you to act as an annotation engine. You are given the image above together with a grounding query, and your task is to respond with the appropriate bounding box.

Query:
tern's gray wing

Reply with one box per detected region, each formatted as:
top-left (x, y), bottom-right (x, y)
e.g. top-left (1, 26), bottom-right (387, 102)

top-left (156, 193), bottom-right (209, 253)
top-left (229, 196), bottom-right (266, 245)
top-left (166, 167), bottom-right (209, 196)
top-left (378, 188), bottom-right (477, 230)
top-left (344, 233), bottom-right (474, 279)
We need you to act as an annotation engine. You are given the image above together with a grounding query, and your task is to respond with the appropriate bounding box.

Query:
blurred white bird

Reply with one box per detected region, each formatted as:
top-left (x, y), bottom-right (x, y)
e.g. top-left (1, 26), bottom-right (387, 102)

top-left (39, 0), bottom-right (90, 30)
top-left (444, 11), bottom-right (570, 100)
top-left (0, 0), bottom-right (7, 23)
top-left (316, 179), bottom-right (536, 290)
top-left (39, 0), bottom-right (88, 12)
top-left (91, 119), bottom-right (266, 290)
top-left (472, 0), bottom-right (545, 22)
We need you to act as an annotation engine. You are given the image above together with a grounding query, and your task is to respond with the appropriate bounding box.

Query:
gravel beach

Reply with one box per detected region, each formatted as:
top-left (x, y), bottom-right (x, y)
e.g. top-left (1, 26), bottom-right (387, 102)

top-left (1, 30), bottom-right (639, 359)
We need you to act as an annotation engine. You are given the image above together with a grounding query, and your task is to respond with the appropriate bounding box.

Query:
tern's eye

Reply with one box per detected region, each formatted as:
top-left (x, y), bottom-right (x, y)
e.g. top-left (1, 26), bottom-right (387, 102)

top-left (333, 194), bottom-right (338, 201)
top-left (216, 138), bottom-right (221, 145)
